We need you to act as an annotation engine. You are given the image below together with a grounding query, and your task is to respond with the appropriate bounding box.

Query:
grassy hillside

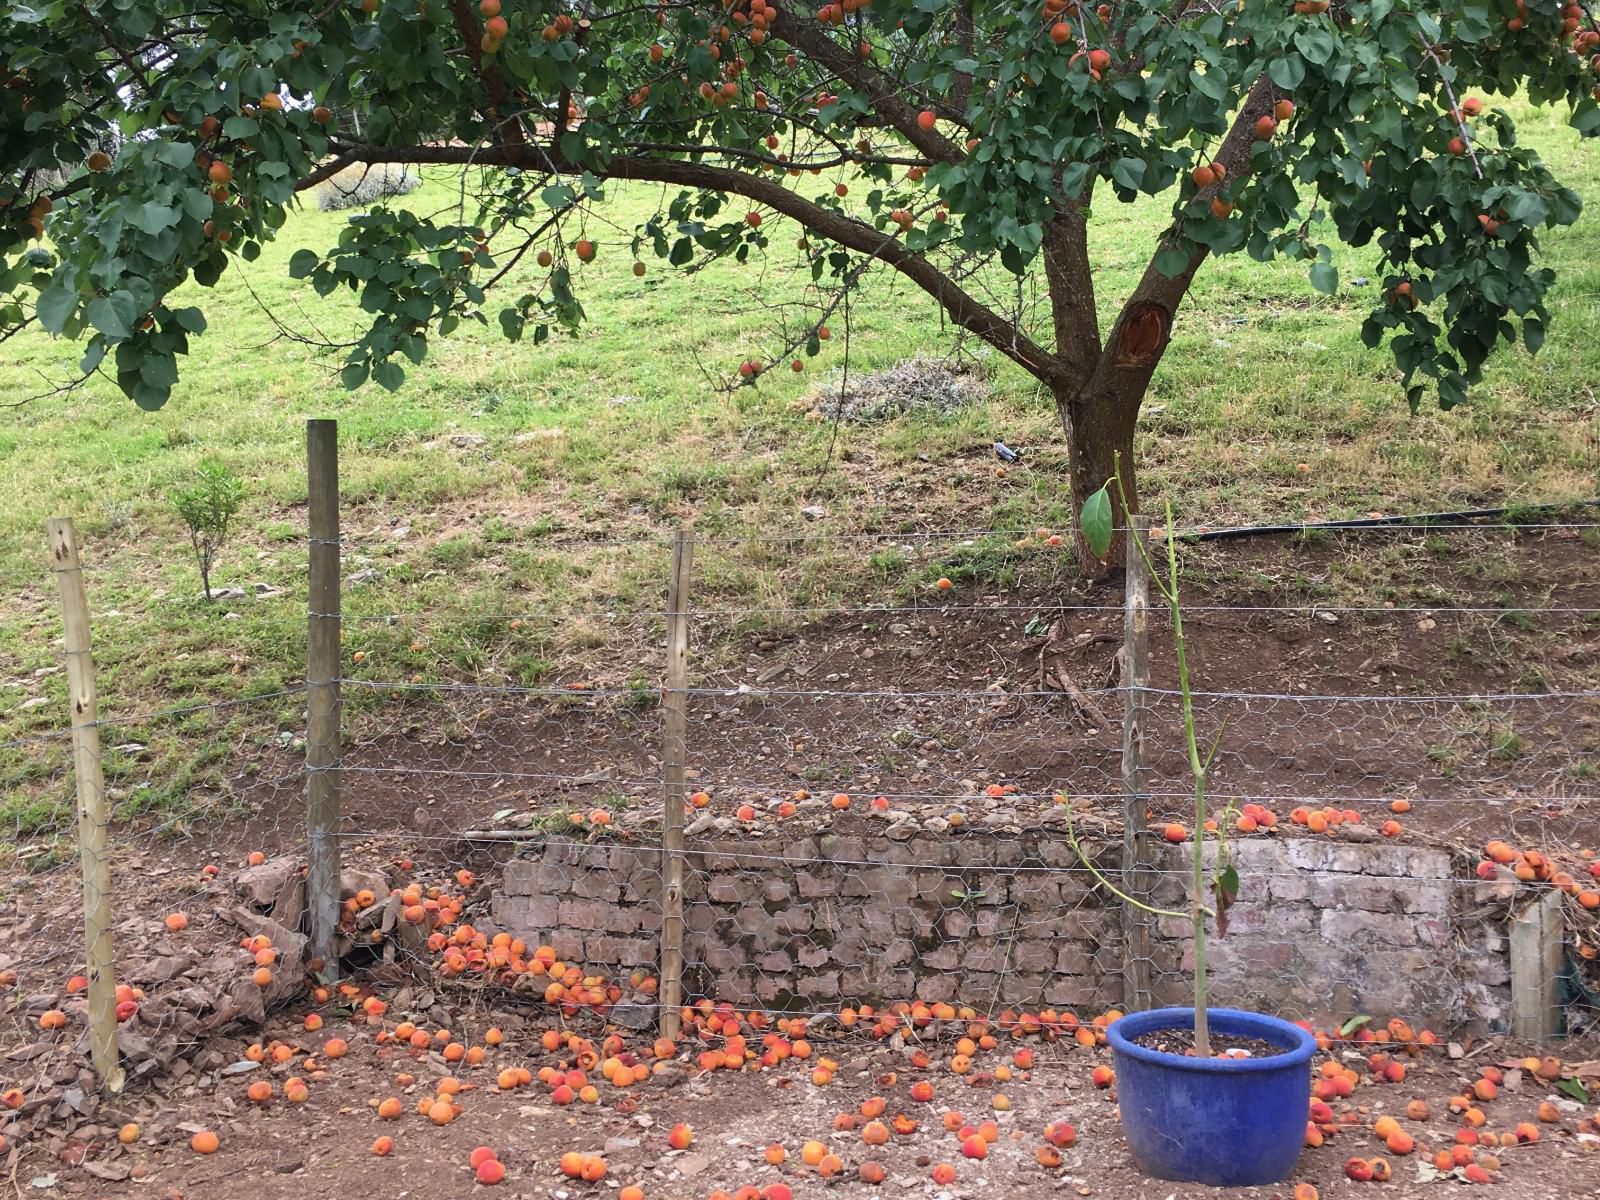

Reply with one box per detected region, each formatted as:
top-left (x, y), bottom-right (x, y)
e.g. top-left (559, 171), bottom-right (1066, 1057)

top-left (1, 99), bottom-right (1597, 842)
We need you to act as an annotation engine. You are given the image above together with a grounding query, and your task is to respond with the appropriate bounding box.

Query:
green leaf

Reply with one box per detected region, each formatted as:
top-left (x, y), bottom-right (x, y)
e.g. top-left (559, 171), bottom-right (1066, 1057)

top-left (1079, 485), bottom-right (1113, 559)
top-left (541, 183), bottom-right (577, 209)
top-left (1268, 56), bottom-right (1305, 91)
top-left (372, 359), bottom-right (406, 391)
top-left (223, 115), bottom-right (259, 139)
top-left (1339, 1014), bottom-right (1372, 1037)
top-left (288, 249), bottom-right (320, 279)
top-left (36, 286), bottom-right (77, 334)
top-left (1555, 1077), bottom-right (1589, 1103)
top-left (85, 293), bottom-right (137, 339)
top-left (339, 361), bottom-right (369, 389)
top-left (1111, 157), bottom-right (1146, 193)
top-left (1309, 262), bottom-right (1338, 294)
top-left (131, 202), bottom-right (180, 236)
top-left (171, 307), bottom-right (207, 333)
top-left (152, 141), bottom-right (195, 169)
top-left (1216, 865), bottom-right (1239, 899)
top-left (1523, 317), bottom-right (1545, 354)
top-left (1153, 246), bottom-right (1191, 278)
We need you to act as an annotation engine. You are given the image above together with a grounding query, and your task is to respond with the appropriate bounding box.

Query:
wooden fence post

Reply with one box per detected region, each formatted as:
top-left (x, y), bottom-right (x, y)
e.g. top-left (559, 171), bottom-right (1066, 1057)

top-left (658, 528), bottom-right (694, 1042)
top-left (47, 518), bottom-right (125, 1093)
top-left (305, 420), bottom-right (343, 980)
top-left (1509, 891), bottom-right (1564, 1040)
top-left (1120, 514), bottom-right (1155, 1013)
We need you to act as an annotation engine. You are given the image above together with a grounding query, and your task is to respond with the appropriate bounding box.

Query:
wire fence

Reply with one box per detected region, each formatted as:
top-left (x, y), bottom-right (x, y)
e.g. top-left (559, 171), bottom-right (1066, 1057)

top-left (3, 483), bottom-right (1599, 1098)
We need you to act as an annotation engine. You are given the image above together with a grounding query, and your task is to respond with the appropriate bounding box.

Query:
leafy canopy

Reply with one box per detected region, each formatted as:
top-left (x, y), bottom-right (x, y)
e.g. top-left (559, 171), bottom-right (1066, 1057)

top-left (2, 0), bottom-right (1595, 410)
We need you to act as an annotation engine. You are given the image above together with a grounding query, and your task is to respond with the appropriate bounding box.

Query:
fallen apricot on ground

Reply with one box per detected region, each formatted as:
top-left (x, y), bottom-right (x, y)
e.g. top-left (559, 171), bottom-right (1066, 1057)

top-left (191, 1131), bottom-right (219, 1154)
top-left (476, 1159), bottom-right (506, 1184)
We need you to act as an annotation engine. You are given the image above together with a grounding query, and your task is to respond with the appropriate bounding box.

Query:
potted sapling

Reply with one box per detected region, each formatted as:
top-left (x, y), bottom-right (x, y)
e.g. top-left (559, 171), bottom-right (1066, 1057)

top-left (1066, 478), bottom-right (1316, 1187)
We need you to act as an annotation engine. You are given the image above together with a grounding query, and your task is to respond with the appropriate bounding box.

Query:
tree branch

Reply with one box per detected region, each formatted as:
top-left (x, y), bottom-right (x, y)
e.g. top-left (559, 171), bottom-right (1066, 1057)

top-left (293, 151), bottom-right (361, 192)
top-left (765, 12), bottom-right (966, 164)
top-left (1042, 196), bottom-right (1100, 372)
top-left (1087, 73), bottom-right (1280, 400)
top-left (319, 139), bottom-right (1071, 386)
top-left (446, 0), bottom-right (526, 146)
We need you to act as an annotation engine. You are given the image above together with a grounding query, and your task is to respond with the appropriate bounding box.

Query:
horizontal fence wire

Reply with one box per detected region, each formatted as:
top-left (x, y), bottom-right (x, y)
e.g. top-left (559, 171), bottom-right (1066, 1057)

top-left (3, 514), bottom-right (1596, 1076)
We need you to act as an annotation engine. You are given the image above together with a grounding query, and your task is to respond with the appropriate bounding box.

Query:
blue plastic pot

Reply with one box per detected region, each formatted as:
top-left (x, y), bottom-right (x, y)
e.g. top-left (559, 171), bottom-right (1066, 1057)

top-left (1107, 1006), bottom-right (1315, 1187)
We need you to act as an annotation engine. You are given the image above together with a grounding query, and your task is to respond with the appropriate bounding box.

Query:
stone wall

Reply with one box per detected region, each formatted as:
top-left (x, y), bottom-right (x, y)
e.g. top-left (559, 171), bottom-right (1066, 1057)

top-left (491, 824), bottom-right (1511, 1029)
top-left (1148, 838), bottom-right (1510, 1029)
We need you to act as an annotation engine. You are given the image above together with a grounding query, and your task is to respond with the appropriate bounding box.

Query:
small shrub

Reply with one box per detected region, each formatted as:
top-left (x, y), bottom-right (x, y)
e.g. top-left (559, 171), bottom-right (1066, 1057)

top-left (313, 162), bottom-right (422, 212)
top-left (171, 461), bottom-right (245, 600)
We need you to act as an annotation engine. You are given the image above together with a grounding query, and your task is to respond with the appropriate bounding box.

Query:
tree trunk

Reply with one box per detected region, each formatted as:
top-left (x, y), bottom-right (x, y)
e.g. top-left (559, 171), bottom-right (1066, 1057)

top-left (1056, 379), bottom-right (1142, 575)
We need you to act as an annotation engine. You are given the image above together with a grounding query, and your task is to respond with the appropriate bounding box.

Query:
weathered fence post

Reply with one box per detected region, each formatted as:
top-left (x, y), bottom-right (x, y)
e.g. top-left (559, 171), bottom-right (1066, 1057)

top-left (1120, 514), bottom-right (1155, 1013)
top-left (305, 420), bottom-right (343, 980)
top-left (47, 518), bottom-right (124, 1093)
top-left (1509, 891), bottom-right (1564, 1040)
top-left (659, 528), bottom-right (694, 1041)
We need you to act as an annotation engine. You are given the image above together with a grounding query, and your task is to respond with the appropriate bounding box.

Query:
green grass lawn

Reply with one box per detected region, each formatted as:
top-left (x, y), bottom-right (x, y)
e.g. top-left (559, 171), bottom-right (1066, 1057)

top-left (1, 99), bottom-right (1597, 846)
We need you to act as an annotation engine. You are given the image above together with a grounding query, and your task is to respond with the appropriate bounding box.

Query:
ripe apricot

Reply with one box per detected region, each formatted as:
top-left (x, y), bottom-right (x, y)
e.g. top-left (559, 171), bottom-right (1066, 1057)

top-left (191, 1130), bottom-right (219, 1154)
top-left (668, 1122), bottom-right (693, 1149)
top-left (800, 1140), bottom-right (826, 1166)
top-left (1162, 823), bottom-right (1187, 843)
top-left (859, 1160), bottom-right (887, 1184)
top-left (1091, 1064), bottom-right (1115, 1088)
top-left (371, 1136), bottom-right (394, 1156)
top-left (476, 1159), bottom-right (507, 1184)
top-left (164, 912), bottom-right (189, 931)
top-left (1407, 1099), bottom-right (1430, 1120)
top-left (931, 1163), bottom-right (957, 1184)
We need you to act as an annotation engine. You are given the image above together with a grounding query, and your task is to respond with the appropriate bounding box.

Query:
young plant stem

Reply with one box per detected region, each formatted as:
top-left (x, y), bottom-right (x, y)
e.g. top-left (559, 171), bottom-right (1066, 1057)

top-left (1160, 513), bottom-right (1211, 1057)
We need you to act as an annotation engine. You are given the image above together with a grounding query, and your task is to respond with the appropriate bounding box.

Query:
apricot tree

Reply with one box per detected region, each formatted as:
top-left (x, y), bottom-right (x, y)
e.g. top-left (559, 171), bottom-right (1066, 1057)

top-left (3, 0), bottom-right (1596, 559)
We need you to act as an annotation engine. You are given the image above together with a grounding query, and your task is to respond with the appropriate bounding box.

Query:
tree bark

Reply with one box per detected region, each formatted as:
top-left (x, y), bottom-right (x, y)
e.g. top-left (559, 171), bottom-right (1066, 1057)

top-left (1055, 378), bottom-right (1141, 573)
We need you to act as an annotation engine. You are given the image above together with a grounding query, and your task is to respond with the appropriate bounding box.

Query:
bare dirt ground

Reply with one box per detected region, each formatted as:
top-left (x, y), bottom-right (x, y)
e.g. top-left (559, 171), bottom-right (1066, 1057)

top-left (5, 936), bottom-right (1599, 1200)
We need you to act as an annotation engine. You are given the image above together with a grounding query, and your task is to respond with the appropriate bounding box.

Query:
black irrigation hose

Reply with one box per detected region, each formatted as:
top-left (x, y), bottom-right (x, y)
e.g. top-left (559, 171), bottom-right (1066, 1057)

top-left (1183, 498), bottom-right (1600, 543)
